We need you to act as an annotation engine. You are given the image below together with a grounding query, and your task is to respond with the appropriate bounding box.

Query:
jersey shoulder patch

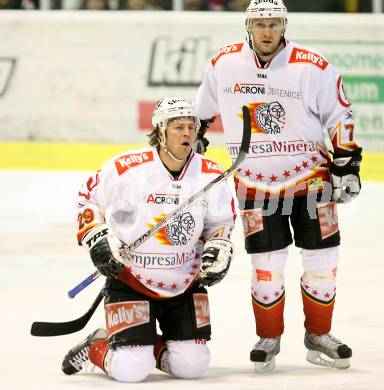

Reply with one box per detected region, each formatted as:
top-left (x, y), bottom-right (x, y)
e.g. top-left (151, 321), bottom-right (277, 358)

top-left (115, 150), bottom-right (154, 175)
top-left (201, 158), bottom-right (223, 174)
top-left (211, 43), bottom-right (244, 67)
top-left (288, 47), bottom-right (329, 71)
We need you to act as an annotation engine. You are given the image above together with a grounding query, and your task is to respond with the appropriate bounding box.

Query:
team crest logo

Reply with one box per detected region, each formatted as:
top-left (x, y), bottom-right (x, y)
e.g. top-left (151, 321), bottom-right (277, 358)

top-left (240, 102), bottom-right (286, 134)
top-left (149, 212), bottom-right (196, 246)
top-left (254, 102), bottom-right (286, 134)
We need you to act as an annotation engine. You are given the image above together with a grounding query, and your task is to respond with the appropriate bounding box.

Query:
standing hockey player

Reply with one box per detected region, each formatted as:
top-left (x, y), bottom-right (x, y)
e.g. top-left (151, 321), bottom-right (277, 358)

top-left (61, 98), bottom-right (235, 382)
top-left (195, 0), bottom-right (361, 372)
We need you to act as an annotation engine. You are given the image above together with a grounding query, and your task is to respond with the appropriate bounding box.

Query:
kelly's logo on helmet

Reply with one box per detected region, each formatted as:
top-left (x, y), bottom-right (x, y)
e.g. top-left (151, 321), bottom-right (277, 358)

top-left (240, 102), bottom-right (286, 135)
top-left (223, 83), bottom-right (266, 95)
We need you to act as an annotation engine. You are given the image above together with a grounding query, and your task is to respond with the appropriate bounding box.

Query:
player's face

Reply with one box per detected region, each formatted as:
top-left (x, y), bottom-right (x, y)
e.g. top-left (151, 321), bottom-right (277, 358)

top-left (165, 117), bottom-right (197, 160)
top-left (249, 18), bottom-right (284, 57)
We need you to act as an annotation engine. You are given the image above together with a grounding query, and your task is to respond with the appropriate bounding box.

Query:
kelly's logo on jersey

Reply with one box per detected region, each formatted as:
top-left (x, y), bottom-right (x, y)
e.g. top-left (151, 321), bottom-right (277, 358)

top-left (201, 159), bottom-right (222, 174)
top-left (240, 102), bottom-right (286, 135)
top-left (223, 83), bottom-right (266, 95)
top-left (289, 48), bottom-right (329, 71)
top-left (147, 193), bottom-right (180, 205)
top-left (115, 151), bottom-right (154, 175)
top-left (211, 43), bottom-right (243, 67)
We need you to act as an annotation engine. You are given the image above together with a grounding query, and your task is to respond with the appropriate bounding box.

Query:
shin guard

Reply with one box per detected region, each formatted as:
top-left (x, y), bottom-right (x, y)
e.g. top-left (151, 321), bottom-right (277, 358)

top-left (251, 249), bottom-right (288, 337)
top-left (301, 247), bottom-right (339, 334)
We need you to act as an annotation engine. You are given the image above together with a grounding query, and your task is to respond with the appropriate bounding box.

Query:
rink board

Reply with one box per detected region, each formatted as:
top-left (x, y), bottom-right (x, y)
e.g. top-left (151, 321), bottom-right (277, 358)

top-left (0, 142), bottom-right (382, 181)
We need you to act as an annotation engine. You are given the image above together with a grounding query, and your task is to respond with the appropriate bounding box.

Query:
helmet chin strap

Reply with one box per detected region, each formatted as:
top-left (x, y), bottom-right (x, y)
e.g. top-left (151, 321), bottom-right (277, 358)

top-left (159, 129), bottom-right (185, 162)
top-left (162, 145), bottom-right (185, 162)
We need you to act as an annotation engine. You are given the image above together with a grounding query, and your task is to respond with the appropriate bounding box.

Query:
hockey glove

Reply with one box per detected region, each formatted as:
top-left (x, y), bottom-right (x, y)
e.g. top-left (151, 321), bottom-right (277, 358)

top-left (331, 148), bottom-right (362, 204)
top-left (192, 118), bottom-right (214, 155)
top-left (83, 225), bottom-right (125, 278)
top-left (199, 238), bottom-right (234, 287)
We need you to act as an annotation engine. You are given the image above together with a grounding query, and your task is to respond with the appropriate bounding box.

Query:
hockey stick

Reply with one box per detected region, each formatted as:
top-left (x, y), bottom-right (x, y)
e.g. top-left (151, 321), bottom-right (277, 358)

top-left (67, 106), bottom-right (251, 299)
top-left (30, 108), bottom-right (251, 337)
top-left (30, 290), bottom-right (103, 337)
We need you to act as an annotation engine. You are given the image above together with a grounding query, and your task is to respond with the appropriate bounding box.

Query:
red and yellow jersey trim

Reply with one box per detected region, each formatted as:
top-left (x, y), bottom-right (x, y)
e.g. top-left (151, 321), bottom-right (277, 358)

top-left (117, 268), bottom-right (198, 300)
top-left (330, 121), bottom-right (359, 153)
top-left (234, 168), bottom-right (330, 201)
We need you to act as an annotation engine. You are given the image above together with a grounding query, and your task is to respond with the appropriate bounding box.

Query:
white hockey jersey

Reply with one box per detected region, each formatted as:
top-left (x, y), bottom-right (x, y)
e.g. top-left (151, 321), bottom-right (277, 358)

top-left (76, 147), bottom-right (235, 299)
top-left (195, 40), bottom-right (360, 200)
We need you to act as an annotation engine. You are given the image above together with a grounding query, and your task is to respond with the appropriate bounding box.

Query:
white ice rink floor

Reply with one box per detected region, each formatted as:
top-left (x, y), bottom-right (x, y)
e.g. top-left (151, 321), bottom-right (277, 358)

top-left (1, 170), bottom-right (383, 390)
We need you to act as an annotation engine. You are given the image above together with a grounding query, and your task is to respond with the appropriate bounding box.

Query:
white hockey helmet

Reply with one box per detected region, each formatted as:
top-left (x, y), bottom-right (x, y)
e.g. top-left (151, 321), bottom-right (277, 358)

top-left (245, 0), bottom-right (288, 32)
top-left (151, 97), bottom-right (200, 161)
top-left (152, 97), bottom-right (200, 133)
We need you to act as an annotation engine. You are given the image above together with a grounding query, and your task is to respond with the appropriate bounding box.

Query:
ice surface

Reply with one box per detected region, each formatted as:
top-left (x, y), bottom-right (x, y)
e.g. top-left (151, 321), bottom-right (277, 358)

top-left (0, 170), bottom-right (383, 389)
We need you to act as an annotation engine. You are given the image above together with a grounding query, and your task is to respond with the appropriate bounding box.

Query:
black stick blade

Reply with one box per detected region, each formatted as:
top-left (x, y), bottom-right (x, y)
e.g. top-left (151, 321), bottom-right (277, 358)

top-left (31, 292), bottom-right (103, 337)
top-left (31, 320), bottom-right (86, 337)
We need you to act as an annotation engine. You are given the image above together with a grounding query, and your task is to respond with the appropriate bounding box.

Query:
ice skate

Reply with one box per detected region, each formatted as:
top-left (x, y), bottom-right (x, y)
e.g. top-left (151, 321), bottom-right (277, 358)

top-left (250, 337), bottom-right (281, 373)
top-left (304, 331), bottom-right (352, 369)
top-left (61, 328), bottom-right (107, 375)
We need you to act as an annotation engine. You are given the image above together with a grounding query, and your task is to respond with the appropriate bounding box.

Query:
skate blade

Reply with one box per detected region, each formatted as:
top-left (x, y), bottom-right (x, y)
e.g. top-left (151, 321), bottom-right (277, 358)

top-left (253, 357), bottom-right (276, 373)
top-left (306, 350), bottom-right (350, 369)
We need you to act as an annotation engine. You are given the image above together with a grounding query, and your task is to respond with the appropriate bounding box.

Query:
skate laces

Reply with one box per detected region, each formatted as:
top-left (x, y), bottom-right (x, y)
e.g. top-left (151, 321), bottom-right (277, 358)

top-left (313, 333), bottom-right (342, 349)
top-left (254, 338), bottom-right (279, 352)
top-left (69, 346), bottom-right (90, 371)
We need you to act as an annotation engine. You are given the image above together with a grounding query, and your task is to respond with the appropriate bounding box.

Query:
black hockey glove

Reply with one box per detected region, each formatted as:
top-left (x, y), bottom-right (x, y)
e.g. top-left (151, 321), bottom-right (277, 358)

top-left (330, 147), bottom-right (362, 204)
top-left (192, 118), bottom-right (214, 155)
top-left (199, 238), bottom-right (234, 287)
top-left (83, 225), bottom-right (125, 278)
